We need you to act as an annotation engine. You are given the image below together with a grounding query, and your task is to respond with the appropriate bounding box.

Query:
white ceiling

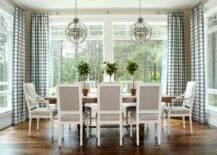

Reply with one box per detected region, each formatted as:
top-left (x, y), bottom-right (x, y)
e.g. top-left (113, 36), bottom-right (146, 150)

top-left (12, 0), bottom-right (201, 10)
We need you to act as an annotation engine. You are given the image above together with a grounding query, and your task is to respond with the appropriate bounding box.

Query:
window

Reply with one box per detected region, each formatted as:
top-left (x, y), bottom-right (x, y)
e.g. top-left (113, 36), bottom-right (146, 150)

top-left (0, 8), bottom-right (13, 111)
top-left (49, 22), bottom-right (104, 90)
top-left (205, 11), bottom-right (217, 109)
top-left (113, 22), bottom-right (167, 86)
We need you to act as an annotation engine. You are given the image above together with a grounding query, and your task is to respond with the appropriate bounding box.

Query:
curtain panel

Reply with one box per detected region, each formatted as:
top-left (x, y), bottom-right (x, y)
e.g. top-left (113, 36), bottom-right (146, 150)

top-left (190, 4), bottom-right (206, 123)
top-left (30, 13), bottom-right (49, 97)
top-left (166, 11), bottom-right (186, 96)
top-left (12, 7), bottom-right (26, 124)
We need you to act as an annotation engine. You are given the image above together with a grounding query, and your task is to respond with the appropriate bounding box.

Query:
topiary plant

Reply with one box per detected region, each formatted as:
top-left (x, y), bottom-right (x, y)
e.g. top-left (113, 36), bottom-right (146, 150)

top-left (77, 60), bottom-right (90, 90)
top-left (127, 60), bottom-right (138, 90)
top-left (104, 62), bottom-right (118, 83)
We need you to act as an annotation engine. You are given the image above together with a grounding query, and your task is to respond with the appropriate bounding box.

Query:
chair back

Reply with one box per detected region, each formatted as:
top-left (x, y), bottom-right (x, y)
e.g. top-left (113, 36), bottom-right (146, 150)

top-left (183, 81), bottom-right (197, 111)
top-left (57, 84), bottom-right (82, 122)
top-left (98, 84), bottom-right (121, 121)
top-left (23, 83), bottom-right (38, 112)
top-left (136, 84), bottom-right (161, 122)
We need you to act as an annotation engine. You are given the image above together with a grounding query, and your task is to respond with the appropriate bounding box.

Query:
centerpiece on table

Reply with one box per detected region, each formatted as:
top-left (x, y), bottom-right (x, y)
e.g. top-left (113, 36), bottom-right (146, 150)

top-left (127, 60), bottom-right (139, 96)
top-left (77, 60), bottom-right (90, 96)
top-left (104, 62), bottom-right (118, 83)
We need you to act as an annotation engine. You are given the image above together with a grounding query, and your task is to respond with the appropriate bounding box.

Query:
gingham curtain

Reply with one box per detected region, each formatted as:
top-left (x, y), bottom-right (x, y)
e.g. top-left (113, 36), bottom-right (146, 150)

top-left (190, 4), bottom-right (206, 123)
top-left (12, 7), bottom-right (26, 124)
top-left (166, 11), bottom-right (186, 96)
top-left (30, 13), bottom-right (49, 97)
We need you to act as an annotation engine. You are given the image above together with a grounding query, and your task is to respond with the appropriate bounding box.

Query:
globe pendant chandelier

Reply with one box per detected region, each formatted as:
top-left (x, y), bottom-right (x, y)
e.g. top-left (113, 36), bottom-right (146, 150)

top-left (129, 0), bottom-right (152, 43)
top-left (65, 0), bottom-right (87, 44)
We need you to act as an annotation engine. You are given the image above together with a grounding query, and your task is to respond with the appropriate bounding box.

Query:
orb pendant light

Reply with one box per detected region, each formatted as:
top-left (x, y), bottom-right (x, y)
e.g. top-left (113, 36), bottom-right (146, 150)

top-left (129, 0), bottom-right (152, 43)
top-left (65, 0), bottom-right (87, 44)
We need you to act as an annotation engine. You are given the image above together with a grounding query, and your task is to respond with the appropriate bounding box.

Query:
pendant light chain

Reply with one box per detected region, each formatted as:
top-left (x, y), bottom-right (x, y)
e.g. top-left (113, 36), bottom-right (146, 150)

top-left (75, 0), bottom-right (77, 18)
top-left (139, 0), bottom-right (141, 17)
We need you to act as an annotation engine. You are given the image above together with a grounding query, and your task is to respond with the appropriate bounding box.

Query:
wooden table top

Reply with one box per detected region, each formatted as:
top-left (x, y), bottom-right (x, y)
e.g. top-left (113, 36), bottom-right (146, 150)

top-left (45, 93), bottom-right (174, 104)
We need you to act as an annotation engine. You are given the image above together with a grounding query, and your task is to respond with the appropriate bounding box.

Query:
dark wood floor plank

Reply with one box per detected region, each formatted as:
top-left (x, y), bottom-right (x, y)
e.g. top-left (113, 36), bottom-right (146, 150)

top-left (0, 119), bottom-right (217, 155)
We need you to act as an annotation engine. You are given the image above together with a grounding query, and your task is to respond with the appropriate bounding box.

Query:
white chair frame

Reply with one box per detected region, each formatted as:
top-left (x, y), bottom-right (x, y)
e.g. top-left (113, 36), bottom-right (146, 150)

top-left (129, 84), bottom-right (162, 146)
top-left (96, 84), bottom-right (123, 146)
top-left (23, 83), bottom-right (55, 138)
top-left (166, 82), bottom-right (197, 136)
top-left (57, 84), bottom-right (90, 147)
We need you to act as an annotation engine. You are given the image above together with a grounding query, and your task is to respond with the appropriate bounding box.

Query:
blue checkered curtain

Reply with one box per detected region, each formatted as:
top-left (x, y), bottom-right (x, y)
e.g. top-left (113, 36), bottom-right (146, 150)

top-left (190, 4), bottom-right (206, 123)
top-left (166, 11), bottom-right (186, 96)
top-left (12, 7), bottom-right (26, 124)
top-left (30, 13), bottom-right (49, 97)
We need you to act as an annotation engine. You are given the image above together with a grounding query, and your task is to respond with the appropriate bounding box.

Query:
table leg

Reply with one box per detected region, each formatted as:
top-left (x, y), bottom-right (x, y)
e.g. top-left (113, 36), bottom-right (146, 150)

top-left (139, 123), bottom-right (144, 140)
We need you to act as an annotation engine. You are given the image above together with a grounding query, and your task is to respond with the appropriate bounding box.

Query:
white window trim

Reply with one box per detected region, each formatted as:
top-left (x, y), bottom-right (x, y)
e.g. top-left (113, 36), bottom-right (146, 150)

top-left (0, 7), bottom-right (13, 113)
top-left (204, 6), bottom-right (217, 113)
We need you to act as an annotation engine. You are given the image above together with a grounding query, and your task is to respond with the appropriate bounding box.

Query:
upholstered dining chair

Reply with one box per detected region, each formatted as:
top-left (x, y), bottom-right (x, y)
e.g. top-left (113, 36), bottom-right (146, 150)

top-left (57, 84), bottom-right (90, 147)
top-left (164, 81), bottom-right (197, 135)
top-left (96, 84), bottom-right (123, 146)
top-left (23, 83), bottom-right (57, 138)
top-left (129, 84), bottom-right (162, 146)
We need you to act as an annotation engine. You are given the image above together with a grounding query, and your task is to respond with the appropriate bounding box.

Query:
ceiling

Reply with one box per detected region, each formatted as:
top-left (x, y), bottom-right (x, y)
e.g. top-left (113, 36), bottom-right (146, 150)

top-left (12, 0), bottom-right (201, 10)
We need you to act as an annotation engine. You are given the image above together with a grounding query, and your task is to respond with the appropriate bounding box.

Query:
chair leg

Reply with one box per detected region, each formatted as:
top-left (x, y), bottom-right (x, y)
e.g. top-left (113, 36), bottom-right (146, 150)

top-left (161, 112), bottom-right (164, 129)
top-left (61, 124), bottom-right (64, 139)
top-left (90, 110), bottom-right (92, 125)
top-left (36, 118), bottom-right (39, 130)
top-left (155, 123), bottom-right (157, 138)
top-left (167, 115), bottom-right (170, 136)
top-left (130, 118), bottom-right (133, 138)
top-left (80, 123), bottom-right (83, 146)
top-left (182, 116), bottom-right (186, 128)
top-left (136, 123), bottom-right (139, 146)
top-left (51, 116), bottom-right (54, 139)
top-left (189, 116), bottom-right (193, 134)
top-left (87, 121), bottom-right (90, 138)
top-left (158, 123), bottom-right (161, 145)
top-left (97, 124), bottom-right (100, 146)
top-left (147, 123), bottom-right (149, 131)
top-left (69, 124), bottom-right (71, 130)
top-left (120, 124), bottom-right (123, 146)
top-left (58, 123), bottom-right (62, 148)
top-left (28, 117), bottom-right (32, 136)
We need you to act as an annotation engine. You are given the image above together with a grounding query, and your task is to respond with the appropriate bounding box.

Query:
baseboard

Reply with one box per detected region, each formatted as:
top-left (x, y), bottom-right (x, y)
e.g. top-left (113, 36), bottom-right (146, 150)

top-left (0, 110), bottom-right (12, 130)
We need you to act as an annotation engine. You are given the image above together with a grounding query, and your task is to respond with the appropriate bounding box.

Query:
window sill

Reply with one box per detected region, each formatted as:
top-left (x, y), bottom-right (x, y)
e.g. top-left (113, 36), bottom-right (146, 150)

top-left (0, 108), bottom-right (12, 115)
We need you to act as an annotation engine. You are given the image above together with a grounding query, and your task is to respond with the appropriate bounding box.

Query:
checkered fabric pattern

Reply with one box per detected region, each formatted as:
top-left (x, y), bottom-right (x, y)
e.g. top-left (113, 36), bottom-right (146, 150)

top-left (12, 7), bottom-right (26, 124)
top-left (166, 11), bottom-right (186, 96)
top-left (30, 13), bottom-right (49, 97)
top-left (190, 4), bottom-right (206, 123)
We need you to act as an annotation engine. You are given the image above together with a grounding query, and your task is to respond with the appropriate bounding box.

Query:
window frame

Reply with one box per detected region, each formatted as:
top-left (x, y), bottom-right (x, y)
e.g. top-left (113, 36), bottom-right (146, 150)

top-left (204, 6), bottom-right (217, 112)
top-left (0, 8), bottom-right (13, 113)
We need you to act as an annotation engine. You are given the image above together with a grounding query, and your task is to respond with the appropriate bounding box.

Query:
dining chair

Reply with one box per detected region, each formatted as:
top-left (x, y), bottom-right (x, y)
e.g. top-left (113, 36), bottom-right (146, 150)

top-left (57, 84), bottom-right (90, 147)
top-left (164, 81), bottom-right (197, 135)
top-left (96, 84), bottom-right (123, 146)
top-left (129, 84), bottom-right (162, 146)
top-left (74, 82), bottom-right (92, 125)
top-left (23, 83), bottom-right (57, 138)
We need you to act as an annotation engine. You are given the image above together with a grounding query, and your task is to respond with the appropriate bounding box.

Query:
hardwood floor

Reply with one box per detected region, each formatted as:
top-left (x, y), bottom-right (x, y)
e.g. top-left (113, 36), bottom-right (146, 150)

top-left (0, 119), bottom-right (217, 155)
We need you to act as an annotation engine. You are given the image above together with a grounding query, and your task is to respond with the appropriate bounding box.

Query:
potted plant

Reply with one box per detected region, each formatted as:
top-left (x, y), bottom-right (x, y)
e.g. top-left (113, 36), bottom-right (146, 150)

top-left (104, 62), bottom-right (118, 83)
top-left (77, 60), bottom-right (90, 96)
top-left (127, 60), bottom-right (138, 96)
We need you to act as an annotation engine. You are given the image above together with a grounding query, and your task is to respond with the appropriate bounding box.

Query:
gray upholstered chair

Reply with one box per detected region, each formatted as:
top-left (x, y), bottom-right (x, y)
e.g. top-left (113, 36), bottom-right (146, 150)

top-left (23, 83), bottom-right (57, 138)
top-left (57, 84), bottom-right (90, 147)
top-left (129, 84), bottom-right (162, 146)
top-left (164, 81), bottom-right (197, 135)
top-left (96, 84), bottom-right (123, 146)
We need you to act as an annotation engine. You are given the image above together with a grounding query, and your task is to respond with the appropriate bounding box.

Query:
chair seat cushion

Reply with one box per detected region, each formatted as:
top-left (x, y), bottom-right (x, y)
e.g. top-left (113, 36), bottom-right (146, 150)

top-left (126, 106), bottom-right (136, 112)
top-left (164, 106), bottom-right (190, 115)
top-left (31, 107), bottom-right (57, 116)
top-left (84, 106), bottom-right (91, 112)
top-left (130, 111), bottom-right (158, 121)
top-left (60, 112), bottom-right (89, 122)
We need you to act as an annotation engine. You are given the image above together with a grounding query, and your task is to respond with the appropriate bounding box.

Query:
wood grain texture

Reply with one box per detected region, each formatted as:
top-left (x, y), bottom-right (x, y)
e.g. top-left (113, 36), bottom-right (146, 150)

top-left (0, 119), bottom-right (216, 155)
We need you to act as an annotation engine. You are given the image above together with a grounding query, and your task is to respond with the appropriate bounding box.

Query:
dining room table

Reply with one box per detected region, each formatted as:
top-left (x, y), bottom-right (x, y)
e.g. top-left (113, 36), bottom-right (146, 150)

top-left (45, 92), bottom-right (174, 140)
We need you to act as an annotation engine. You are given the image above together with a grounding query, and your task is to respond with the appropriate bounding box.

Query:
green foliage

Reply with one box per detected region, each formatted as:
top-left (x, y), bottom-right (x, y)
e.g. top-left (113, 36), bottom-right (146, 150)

top-left (104, 62), bottom-right (118, 77)
top-left (148, 71), bottom-right (160, 82)
top-left (127, 60), bottom-right (138, 76)
top-left (77, 60), bottom-right (90, 80)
